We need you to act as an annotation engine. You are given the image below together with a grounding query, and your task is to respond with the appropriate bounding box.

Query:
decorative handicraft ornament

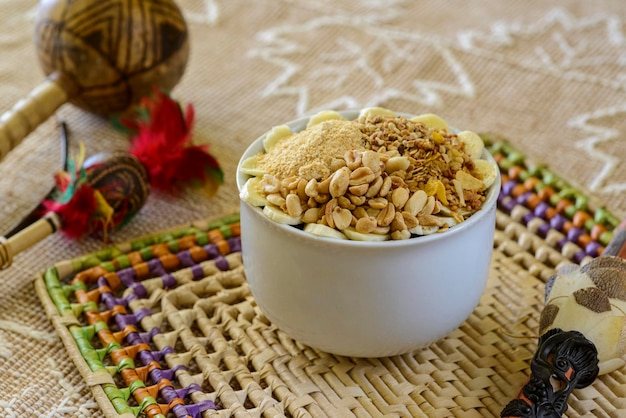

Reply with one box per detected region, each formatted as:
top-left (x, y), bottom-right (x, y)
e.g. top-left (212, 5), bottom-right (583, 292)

top-left (501, 223), bottom-right (626, 417)
top-left (0, 89), bottom-right (222, 269)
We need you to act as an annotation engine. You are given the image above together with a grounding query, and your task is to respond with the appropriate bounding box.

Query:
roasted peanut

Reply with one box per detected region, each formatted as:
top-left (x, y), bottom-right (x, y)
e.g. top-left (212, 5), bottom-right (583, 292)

top-left (296, 178), bottom-right (308, 201)
top-left (281, 176), bottom-right (299, 190)
top-left (368, 197), bottom-right (388, 210)
top-left (379, 175), bottom-right (392, 197)
top-left (344, 150), bottom-right (363, 170)
top-left (376, 202), bottom-right (395, 227)
top-left (355, 216), bottom-right (377, 233)
top-left (329, 167), bottom-right (350, 197)
top-left (391, 229), bottom-right (411, 240)
top-left (391, 187), bottom-right (409, 210)
top-left (365, 176), bottom-right (384, 198)
top-left (266, 193), bottom-right (286, 207)
top-left (419, 196), bottom-right (436, 216)
top-left (404, 190), bottom-right (427, 216)
top-left (347, 194), bottom-right (366, 206)
top-left (317, 176), bottom-right (331, 194)
top-left (349, 167), bottom-right (376, 186)
top-left (366, 207), bottom-right (381, 218)
top-left (325, 198), bottom-right (338, 228)
top-left (337, 195), bottom-right (355, 210)
top-left (314, 193), bottom-right (330, 204)
top-left (391, 212), bottom-right (408, 232)
top-left (353, 207), bottom-right (368, 219)
top-left (385, 156), bottom-right (410, 174)
top-left (305, 178), bottom-right (319, 198)
top-left (418, 213), bottom-right (442, 226)
top-left (348, 183), bottom-right (369, 196)
top-left (390, 175), bottom-right (406, 189)
top-left (262, 174), bottom-right (280, 194)
top-left (332, 207), bottom-right (352, 230)
top-left (330, 157), bottom-right (347, 172)
top-left (302, 207), bottom-right (321, 224)
top-left (371, 225), bottom-right (390, 235)
top-left (401, 211), bottom-right (419, 229)
top-left (361, 150), bottom-right (381, 174)
top-left (285, 193), bottom-right (303, 217)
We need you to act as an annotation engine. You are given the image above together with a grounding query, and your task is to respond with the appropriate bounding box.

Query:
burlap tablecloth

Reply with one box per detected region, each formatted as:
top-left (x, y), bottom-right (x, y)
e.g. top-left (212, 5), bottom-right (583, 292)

top-left (1, 1), bottom-right (626, 416)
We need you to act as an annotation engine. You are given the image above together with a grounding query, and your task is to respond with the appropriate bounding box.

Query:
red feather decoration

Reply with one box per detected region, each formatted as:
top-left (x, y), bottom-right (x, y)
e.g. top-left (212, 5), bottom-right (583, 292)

top-left (127, 88), bottom-right (223, 194)
top-left (43, 185), bottom-right (99, 239)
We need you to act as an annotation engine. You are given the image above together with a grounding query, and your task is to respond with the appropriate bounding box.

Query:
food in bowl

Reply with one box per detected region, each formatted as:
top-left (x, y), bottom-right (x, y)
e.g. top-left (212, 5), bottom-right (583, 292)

top-left (236, 108), bottom-right (500, 357)
top-left (239, 107), bottom-right (497, 241)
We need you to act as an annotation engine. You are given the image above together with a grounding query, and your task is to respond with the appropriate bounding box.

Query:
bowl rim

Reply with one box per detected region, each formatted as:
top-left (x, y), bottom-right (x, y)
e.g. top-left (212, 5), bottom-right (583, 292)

top-left (236, 109), bottom-right (501, 249)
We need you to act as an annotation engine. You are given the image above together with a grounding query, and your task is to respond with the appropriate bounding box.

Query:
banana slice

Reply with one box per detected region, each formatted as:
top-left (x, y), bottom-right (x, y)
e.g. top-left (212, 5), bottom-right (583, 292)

top-left (263, 204), bottom-right (302, 225)
top-left (472, 159), bottom-right (498, 189)
top-left (459, 208), bottom-right (476, 218)
top-left (436, 204), bottom-right (453, 216)
top-left (409, 225), bottom-right (440, 236)
top-left (304, 223), bottom-right (349, 240)
top-left (239, 155), bottom-right (267, 176)
top-left (358, 107), bottom-right (397, 119)
top-left (457, 130), bottom-right (484, 160)
top-left (306, 110), bottom-right (345, 128)
top-left (410, 113), bottom-right (448, 131)
top-left (263, 124), bottom-right (293, 152)
top-left (343, 227), bottom-right (390, 242)
top-left (437, 217), bottom-right (458, 227)
top-left (240, 177), bottom-right (267, 207)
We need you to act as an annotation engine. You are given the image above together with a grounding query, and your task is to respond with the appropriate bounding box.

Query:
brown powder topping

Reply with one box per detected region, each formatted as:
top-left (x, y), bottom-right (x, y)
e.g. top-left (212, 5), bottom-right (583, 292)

top-left (258, 119), bottom-right (366, 180)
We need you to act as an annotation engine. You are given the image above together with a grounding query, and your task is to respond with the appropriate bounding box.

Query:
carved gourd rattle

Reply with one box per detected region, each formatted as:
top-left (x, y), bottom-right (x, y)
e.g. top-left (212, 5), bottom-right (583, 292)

top-left (0, 0), bottom-right (189, 160)
top-left (0, 91), bottom-right (222, 270)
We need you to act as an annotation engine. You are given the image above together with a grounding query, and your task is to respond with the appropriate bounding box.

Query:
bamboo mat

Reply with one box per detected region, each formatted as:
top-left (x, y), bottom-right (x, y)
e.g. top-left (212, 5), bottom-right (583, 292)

top-left (32, 138), bottom-right (626, 418)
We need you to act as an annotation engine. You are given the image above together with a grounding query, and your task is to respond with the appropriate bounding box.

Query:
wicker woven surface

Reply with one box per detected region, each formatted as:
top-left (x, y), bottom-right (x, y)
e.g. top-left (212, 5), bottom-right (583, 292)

top-left (33, 157), bottom-right (626, 417)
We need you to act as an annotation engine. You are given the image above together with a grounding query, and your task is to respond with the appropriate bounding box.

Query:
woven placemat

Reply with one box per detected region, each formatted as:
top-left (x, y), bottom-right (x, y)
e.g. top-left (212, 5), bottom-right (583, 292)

top-left (35, 138), bottom-right (626, 418)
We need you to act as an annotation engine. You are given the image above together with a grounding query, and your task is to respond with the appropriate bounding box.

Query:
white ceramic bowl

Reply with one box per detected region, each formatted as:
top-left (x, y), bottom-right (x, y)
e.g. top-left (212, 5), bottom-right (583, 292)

top-left (236, 110), bottom-right (500, 357)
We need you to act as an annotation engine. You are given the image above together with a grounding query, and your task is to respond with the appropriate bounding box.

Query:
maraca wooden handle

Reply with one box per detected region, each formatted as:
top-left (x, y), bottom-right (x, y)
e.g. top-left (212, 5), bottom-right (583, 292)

top-left (0, 75), bottom-right (72, 161)
top-left (0, 212), bottom-right (61, 269)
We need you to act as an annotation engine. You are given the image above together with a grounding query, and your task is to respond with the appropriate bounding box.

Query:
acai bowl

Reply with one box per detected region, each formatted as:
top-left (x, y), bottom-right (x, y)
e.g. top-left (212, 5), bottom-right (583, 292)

top-left (236, 108), bottom-right (500, 357)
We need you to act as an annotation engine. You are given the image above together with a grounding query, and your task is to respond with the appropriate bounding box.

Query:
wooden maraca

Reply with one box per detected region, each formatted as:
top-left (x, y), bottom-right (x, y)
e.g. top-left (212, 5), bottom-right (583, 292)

top-left (0, 89), bottom-right (222, 270)
top-left (0, 150), bottom-right (150, 270)
top-left (501, 223), bottom-right (626, 417)
top-left (0, 0), bottom-right (189, 161)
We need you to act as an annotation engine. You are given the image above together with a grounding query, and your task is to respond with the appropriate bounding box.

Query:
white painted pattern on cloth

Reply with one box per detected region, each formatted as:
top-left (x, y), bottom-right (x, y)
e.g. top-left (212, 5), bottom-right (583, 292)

top-left (250, 5), bottom-right (626, 199)
top-left (250, 15), bottom-right (475, 115)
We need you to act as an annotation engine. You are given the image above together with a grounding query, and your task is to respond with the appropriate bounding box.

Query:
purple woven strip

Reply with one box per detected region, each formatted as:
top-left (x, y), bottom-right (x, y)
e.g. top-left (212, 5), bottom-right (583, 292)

top-left (139, 327), bottom-right (162, 344)
top-left (100, 292), bottom-right (128, 310)
top-left (177, 250), bottom-right (195, 267)
top-left (130, 282), bottom-right (148, 299)
top-left (147, 258), bottom-right (166, 276)
top-left (204, 244), bottom-right (220, 259)
top-left (182, 400), bottom-right (217, 418)
top-left (134, 307), bottom-right (152, 322)
top-left (117, 268), bottom-right (137, 286)
top-left (160, 384), bottom-right (183, 404)
top-left (215, 256), bottom-right (229, 271)
top-left (162, 274), bottom-right (177, 288)
top-left (115, 266), bottom-right (148, 299)
top-left (149, 365), bottom-right (186, 382)
top-left (228, 236), bottom-right (242, 253)
top-left (191, 264), bottom-right (205, 280)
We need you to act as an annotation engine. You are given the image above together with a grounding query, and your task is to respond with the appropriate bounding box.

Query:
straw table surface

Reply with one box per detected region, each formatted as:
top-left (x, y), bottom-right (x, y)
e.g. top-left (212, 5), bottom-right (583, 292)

top-left (34, 138), bottom-right (626, 418)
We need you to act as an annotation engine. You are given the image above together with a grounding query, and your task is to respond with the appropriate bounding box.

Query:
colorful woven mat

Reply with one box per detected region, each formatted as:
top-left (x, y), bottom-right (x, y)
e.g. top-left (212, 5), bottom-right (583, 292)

top-left (35, 138), bottom-right (624, 418)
